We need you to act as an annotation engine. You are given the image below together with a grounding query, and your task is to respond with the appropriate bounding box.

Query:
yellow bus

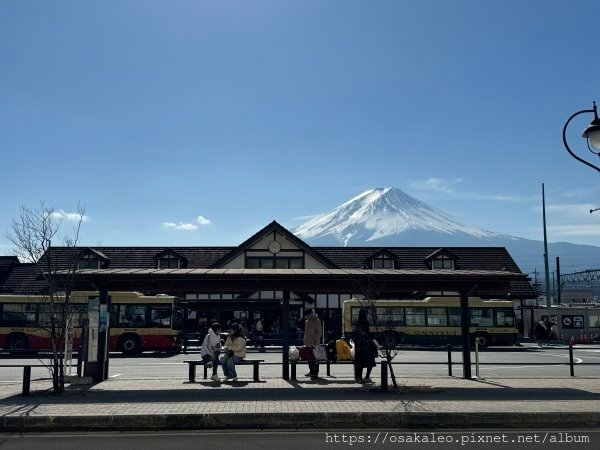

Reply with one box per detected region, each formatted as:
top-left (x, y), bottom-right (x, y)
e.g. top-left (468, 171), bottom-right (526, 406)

top-left (0, 291), bottom-right (183, 354)
top-left (342, 297), bottom-right (517, 347)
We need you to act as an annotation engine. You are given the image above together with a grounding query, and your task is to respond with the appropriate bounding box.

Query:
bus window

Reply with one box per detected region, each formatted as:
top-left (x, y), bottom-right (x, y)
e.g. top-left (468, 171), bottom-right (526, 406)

top-left (448, 307), bottom-right (461, 327)
top-left (118, 305), bottom-right (147, 327)
top-left (426, 308), bottom-right (447, 326)
top-left (495, 310), bottom-right (515, 327)
top-left (2, 303), bottom-right (37, 327)
top-left (375, 307), bottom-right (404, 327)
top-left (405, 307), bottom-right (426, 326)
top-left (150, 305), bottom-right (171, 327)
top-left (471, 308), bottom-right (494, 327)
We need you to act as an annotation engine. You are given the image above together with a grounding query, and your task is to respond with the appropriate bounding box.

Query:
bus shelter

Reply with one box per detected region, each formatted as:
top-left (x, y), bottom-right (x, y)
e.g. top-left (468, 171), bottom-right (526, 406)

top-left (64, 268), bottom-right (529, 381)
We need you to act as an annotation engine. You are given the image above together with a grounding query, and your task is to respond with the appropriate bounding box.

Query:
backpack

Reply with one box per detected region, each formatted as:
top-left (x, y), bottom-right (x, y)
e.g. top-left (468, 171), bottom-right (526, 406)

top-left (335, 339), bottom-right (353, 361)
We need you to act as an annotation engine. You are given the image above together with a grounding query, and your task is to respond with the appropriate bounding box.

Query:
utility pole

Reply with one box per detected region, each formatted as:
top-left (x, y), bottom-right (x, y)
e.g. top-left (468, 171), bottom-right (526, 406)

top-left (542, 183), bottom-right (552, 307)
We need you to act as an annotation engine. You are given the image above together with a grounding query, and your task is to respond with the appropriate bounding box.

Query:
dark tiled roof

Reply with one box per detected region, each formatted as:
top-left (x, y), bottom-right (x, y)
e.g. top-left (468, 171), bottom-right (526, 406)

top-left (0, 263), bottom-right (47, 295)
top-left (313, 247), bottom-right (521, 271)
top-left (2, 244), bottom-right (536, 298)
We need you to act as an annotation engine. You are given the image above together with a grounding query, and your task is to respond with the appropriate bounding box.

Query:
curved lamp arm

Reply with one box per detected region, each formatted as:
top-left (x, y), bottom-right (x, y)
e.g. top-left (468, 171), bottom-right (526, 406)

top-left (562, 108), bottom-right (600, 173)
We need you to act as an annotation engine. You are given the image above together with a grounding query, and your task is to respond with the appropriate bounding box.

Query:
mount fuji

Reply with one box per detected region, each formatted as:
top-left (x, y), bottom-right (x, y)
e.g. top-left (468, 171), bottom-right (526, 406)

top-left (293, 187), bottom-right (600, 277)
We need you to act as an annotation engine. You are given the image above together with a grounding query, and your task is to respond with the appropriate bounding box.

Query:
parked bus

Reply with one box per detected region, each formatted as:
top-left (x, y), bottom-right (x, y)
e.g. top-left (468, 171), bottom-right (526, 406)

top-left (0, 291), bottom-right (183, 354)
top-left (342, 297), bottom-right (517, 347)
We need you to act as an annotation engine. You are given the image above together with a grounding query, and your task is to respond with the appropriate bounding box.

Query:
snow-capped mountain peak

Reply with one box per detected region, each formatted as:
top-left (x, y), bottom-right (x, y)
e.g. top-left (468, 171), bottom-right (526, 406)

top-left (293, 187), bottom-right (498, 246)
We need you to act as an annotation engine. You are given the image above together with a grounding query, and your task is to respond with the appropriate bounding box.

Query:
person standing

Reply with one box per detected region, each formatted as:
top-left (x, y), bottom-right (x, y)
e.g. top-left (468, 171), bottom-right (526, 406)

top-left (221, 323), bottom-right (246, 381)
top-left (200, 323), bottom-right (223, 382)
top-left (353, 309), bottom-right (376, 384)
top-left (303, 308), bottom-right (322, 378)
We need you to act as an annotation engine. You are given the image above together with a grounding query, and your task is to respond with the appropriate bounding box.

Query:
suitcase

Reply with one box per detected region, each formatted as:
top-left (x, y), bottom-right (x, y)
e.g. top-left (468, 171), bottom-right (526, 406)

top-left (299, 345), bottom-right (315, 361)
top-left (326, 340), bottom-right (337, 361)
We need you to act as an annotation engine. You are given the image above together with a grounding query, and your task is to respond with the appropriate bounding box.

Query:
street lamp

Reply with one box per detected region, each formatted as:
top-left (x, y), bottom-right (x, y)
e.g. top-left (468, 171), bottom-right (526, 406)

top-left (563, 101), bottom-right (600, 173)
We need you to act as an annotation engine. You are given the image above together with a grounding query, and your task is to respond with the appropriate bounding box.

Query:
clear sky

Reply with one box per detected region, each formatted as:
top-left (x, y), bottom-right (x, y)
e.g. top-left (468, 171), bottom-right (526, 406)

top-left (1, 0), bottom-right (599, 275)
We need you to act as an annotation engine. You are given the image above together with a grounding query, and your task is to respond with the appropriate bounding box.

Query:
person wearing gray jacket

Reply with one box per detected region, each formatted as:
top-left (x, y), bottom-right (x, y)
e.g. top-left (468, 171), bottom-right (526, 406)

top-left (303, 309), bottom-right (322, 377)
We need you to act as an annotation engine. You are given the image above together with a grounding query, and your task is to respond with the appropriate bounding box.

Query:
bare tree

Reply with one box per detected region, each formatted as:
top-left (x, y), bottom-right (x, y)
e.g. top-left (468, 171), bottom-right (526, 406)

top-left (5, 202), bottom-right (85, 394)
top-left (352, 275), bottom-right (402, 388)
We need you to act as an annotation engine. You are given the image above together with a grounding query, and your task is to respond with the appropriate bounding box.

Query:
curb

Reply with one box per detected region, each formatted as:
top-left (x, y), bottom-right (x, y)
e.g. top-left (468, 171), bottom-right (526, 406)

top-left (2, 412), bottom-right (599, 431)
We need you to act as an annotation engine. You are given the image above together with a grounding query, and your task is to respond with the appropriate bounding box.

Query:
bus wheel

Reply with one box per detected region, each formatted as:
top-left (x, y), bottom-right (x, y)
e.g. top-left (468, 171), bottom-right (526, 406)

top-left (473, 333), bottom-right (491, 348)
top-left (119, 334), bottom-right (141, 355)
top-left (7, 333), bottom-right (29, 353)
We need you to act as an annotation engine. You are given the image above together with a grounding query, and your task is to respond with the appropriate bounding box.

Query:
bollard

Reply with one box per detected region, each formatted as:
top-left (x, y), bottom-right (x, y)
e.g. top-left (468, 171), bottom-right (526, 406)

top-left (569, 344), bottom-right (575, 377)
top-left (76, 346), bottom-right (83, 377)
top-left (380, 360), bottom-right (388, 392)
top-left (475, 338), bottom-right (480, 378)
top-left (447, 344), bottom-right (453, 377)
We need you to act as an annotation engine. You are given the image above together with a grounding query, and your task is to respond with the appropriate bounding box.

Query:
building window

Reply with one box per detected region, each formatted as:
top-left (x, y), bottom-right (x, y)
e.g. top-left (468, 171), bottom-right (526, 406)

top-left (158, 254), bottom-right (180, 269)
top-left (245, 257), bottom-right (304, 269)
top-left (431, 255), bottom-right (454, 269)
top-left (79, 253), bottom-right (100, 269)
top-left (372, 254), bottom-right (394, 269)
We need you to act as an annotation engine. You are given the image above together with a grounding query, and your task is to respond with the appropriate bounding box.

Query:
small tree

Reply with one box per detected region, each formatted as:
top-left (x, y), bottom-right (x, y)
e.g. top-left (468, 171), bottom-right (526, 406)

top-left (352, 275), bottom-right (402, 388)
top-left (5, 202), bottom-right (85, 394)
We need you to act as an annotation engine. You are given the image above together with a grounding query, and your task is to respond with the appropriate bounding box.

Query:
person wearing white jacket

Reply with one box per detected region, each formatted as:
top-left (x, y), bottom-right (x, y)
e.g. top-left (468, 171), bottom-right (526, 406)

top-left (201, 323), bottom-right (223, 381)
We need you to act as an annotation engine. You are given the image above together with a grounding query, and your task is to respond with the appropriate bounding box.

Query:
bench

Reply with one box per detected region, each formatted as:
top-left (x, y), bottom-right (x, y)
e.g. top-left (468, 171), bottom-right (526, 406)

top-left (289, 359), bottom-right (355, 380)
top-left (184, 359), bottom-right (264, 382)
top-left (0, 364), bottom-right (46, 396)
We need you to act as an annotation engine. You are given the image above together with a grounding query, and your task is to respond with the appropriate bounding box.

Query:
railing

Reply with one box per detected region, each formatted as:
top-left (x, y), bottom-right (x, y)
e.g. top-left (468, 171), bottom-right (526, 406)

top-left (379, 344), bottom-right (600, 391)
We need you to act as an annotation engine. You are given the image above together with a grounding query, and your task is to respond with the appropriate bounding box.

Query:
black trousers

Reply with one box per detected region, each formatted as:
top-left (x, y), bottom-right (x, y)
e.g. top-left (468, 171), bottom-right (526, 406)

top-left (308, 359), bottom-right (319, 375)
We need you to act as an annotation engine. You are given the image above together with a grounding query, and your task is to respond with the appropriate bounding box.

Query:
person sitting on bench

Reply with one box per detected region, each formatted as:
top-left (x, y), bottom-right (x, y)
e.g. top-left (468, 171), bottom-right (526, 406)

top-left (220, 323), bottom-right (246, 382)
top-left (201, 322), bottom-right (223, 382)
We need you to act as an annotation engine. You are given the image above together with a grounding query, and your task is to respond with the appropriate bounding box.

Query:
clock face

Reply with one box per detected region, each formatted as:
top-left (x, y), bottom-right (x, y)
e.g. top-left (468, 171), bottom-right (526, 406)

top-left (268, 240), bottom-right (281, 254)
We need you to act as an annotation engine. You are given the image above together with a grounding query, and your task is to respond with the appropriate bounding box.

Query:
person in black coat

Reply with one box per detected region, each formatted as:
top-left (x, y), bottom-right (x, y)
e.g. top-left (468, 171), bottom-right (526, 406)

top-left (353, 309), bottom-right (376, 384)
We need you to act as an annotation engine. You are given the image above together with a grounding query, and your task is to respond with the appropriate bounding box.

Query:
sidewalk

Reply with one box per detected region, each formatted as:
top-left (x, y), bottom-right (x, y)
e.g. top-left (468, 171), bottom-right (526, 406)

top-left (1, 374), bottom-right (599, 431)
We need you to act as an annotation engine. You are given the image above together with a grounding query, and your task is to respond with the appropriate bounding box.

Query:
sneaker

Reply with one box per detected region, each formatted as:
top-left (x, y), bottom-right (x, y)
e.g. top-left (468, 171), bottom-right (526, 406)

top-left (305, 373), bottom-right (313, 377)
top-left (232, 377), bottom-right (238, 382)
top-left (210, 374), bottom-right (220, 382)
top-left (356, 379), bottom-right (365, 384)
top-left (363, 377), bottom-right (374, 384)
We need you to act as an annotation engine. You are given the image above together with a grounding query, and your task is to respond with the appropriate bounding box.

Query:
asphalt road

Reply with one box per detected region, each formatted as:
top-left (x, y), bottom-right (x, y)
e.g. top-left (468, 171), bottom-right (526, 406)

top-left (0, 430), bottom-right (598, 450)
top-left (1, 344), bottom-right (599, 382)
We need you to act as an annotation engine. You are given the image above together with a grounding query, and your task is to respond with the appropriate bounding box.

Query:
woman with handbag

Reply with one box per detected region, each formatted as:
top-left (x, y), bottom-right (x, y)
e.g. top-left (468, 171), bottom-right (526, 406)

top-left (353, 309), bottom-right (376, 384)
top-left (220, 323), bottom-right (246, 382)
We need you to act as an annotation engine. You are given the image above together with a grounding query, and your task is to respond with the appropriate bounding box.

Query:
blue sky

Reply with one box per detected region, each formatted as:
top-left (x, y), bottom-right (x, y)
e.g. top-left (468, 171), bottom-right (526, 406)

top-left (1, 0), bottom-right (599, 273)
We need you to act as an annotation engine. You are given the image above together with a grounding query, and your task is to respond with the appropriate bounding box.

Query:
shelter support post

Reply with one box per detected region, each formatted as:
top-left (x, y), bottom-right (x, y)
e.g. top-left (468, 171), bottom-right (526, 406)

top-left (460, 291), bottom-right (472, 379)
top-left (282, 290), bottom-right (290, 380)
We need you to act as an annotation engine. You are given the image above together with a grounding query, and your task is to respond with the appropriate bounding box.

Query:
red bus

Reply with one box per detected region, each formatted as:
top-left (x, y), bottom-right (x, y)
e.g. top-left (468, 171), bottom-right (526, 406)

top-left (0, 291), bottom-right (183, 354)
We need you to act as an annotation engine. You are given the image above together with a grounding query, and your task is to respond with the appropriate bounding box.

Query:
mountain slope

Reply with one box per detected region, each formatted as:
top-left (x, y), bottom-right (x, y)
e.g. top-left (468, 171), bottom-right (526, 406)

top-left (293, 187), bottom-right (600, 277)
top-left (294, 187), bottom-right (507, 246)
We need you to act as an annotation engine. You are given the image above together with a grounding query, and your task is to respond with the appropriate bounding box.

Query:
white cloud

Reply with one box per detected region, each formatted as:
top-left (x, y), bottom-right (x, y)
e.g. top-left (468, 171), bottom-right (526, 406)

top-left (161, 222), bottom-right (198, 231)
top-left (291, 214), bottom-right (323, 222)
top-left (410, 178), bottom-right (536, 202)
top-left (196, 215), bottom-right (212, 226)
top-left (410, 177), bottom-right (462, 194)
top-left (550, 225), bottom-right (600, 237)
top-left (50, 210), bottom-right (90, 222)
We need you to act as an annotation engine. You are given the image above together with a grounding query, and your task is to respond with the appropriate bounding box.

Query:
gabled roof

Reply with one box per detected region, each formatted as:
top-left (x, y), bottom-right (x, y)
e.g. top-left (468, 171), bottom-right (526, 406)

top-left (210, 221), bottom-right (338, 269)
top-left (154, 248), bottom-right (187, 261)
top-left (424, 248), bottom-right (459, 262)
top-left (80, 248), bottom-right (110, 261)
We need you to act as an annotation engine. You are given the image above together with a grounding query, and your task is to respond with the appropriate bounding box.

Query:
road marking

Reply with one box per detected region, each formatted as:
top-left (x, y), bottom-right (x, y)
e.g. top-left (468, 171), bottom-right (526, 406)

top-left (109, 373), bottom-right (121, 378)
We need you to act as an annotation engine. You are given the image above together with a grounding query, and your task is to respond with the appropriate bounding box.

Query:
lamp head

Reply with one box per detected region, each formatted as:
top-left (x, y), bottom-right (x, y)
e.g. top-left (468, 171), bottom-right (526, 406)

top-left (582, 101), bottom-right (600, 153)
